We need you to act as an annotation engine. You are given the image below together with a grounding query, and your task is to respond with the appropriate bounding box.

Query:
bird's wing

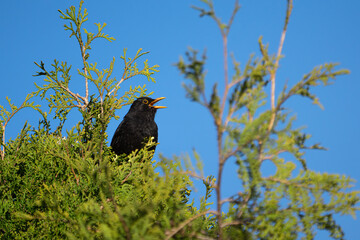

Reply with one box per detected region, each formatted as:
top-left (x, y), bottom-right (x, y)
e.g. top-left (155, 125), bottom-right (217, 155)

top-left (110, 119), bottom-right (126, 148)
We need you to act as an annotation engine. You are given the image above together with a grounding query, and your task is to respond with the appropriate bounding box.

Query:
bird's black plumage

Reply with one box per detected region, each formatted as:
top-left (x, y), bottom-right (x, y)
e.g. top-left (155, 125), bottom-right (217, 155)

top-left (110, 97), bottom-right (166, 156)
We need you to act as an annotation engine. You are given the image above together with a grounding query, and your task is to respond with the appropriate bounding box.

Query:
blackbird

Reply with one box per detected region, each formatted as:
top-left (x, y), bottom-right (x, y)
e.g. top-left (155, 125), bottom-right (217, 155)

top-left (110, 97), bottom-right (166, 156)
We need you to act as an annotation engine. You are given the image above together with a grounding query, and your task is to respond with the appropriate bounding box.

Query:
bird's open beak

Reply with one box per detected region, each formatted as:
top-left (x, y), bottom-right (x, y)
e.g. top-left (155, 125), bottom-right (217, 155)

top-left (149, 97), bottom-right (166, 109)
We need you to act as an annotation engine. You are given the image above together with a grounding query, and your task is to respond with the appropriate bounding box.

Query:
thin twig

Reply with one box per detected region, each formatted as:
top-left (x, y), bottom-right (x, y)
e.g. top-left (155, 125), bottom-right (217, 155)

top-left (82, 45), bottom-right (89, 105)
top-left (220, 197), bottom-right (234, 205)
top-left (228, 76), bottom-right (244, 89)
top-left (70, 167), bottom-right (80, 185)
top-left (219, 32), bottom-right (229, 128)
top-left (224, 105), bottom-right (236, 127)
top-left (206, 3), bottom-right (240, 239)
top-left (165, 210), bottom-right (218, 240)
top-left (236, 192), bottom-right (252, 220)
top-left (64, 144), bottom-right (80, 185)
top-left (225, 0), bottom-right (240, 36)
top-left (44, 150), bottom-right (79, 185)
top-left (121, 171), bottom-right (132, 184)
top-left (260, 150), bottom-right (288, 163)
top-left (222, 146), bottom-right (241, 162)
top-left (1, 100), bottom-right (33, 160)
top-left (263, 176), bottom-right (314, 190)
top-left (37, 65), bottom-right (85, 108)
top-left (74, 16), bottom-right (90, 106)
top-left (191, 233), bottom-right (216, 240)
top-left (0, 125), bottom-right (5, 160)
top-left (108, 77), bottom-right (124, 96)
top-left (222, 135), bottom-right (258, 162)
top-left (220, 220), bottom-right (242, 228)
top-left (268, 0), bottom-right (293, 132)
top-left (217, 18), bottom-right (228, 240)
top-left (108, 50), bottom-right (141, 96)
top-left (178, 170), bottom-right (206, 181)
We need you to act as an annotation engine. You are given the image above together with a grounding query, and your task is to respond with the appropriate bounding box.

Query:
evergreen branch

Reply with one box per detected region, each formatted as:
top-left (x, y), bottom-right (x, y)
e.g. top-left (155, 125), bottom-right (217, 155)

top-left (277, 64), bottom-right (348, 110)
top-left (263, 176), bottom-right (314, 190)
top-left (12, 121), bottom-right (30, 160)
top-left (190, 2), bottom-right (241, 239)
top-left (165, 210), bottom-right (218, 240)
top-left (177, 170), bottom-right (215, 188)
top-left (268, 0), bottom-right (293, 132)
top-left (108, 192), bottom-right (131, 240)
top-left (226, 0), bottom-right (241, 36)
top-left (44, 150), bottom-right (80, 184)
top-left (228, 76), bottom-right (244, 89)
top-left (191, 233), bottom-right (216, 240)
top-left (260, 150), bottom-right (288, 163)
top-left (64, 143), bottom-right (80, 185)
top-left (108, 49), bottom-right (158, 97)
top-left (121, 170), bottom-right (132, 184)
top-left (2, 1), bottom-right (355, 239)
top-left (34, 61), bottom-right (85, 109)
top-left (0, 94), bottom-right (40, 160)
top-left (220, 220), bottom-right (242, 228)
top-left (59, 0), bottom-right (115, 107)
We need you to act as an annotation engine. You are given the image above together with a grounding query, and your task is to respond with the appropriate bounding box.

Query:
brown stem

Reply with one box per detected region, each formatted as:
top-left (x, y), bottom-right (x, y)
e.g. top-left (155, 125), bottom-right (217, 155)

top-left (108, 50), bottom-right (141, 97)
top-left (209, 3), bottom-right (240, 239)
top-left (79, 43), bottom-right (89, 106)
top-left (73, 20), bottom-right (89, 107)
top-left (215, 30), bottom-right (229, 239)
top-left (121, 171), bottom-right (132, 184)
top-left (260, 150), bottom-right (288, 163)
top-left (64, 143), bottom-right (80, 185)
top-left (38, 65), bottom-right (85, 109)
top-left (165, 210), bottom-right (218, 240)
top-left (220, 35), bottom-right (229, 127)
top-left (264, 176), bottom-right (314, 190)
top-left (268, 0), bottom-right (293, 132)
top-left (70, 167), bottom-right (79, 185)
top-left (1, 125), bottom-right (5, 160)
top-left (178, 170), bottom-right (208, 183)
top-left (1, 100), bottom-right (31, 160)
top-left (220, 220), bottom-right (242, 228)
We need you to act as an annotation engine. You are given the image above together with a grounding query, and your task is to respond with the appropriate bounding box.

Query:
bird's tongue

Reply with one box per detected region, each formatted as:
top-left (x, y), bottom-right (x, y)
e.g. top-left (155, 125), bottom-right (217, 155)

top-left (149, 97), bottom-right (166, 109)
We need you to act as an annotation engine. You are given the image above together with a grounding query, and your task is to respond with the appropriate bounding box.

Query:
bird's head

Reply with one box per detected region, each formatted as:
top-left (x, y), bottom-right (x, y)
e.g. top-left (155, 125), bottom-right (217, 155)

top-left (128, 97), bottom-right (166, 119)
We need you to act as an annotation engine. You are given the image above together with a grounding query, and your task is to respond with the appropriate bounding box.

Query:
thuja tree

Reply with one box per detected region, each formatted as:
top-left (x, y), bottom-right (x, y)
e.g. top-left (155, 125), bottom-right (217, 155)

top-left (0, 1), bottom-right (212, 239)
top-left (174, 0), bottom-right (359, 239)
top-left (0, 1), bottom-right (358, 240)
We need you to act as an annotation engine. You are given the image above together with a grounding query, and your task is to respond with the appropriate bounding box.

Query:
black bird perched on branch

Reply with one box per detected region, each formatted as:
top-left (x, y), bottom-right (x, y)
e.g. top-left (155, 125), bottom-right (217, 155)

top-left (110, 97), bottom-right (166, 156)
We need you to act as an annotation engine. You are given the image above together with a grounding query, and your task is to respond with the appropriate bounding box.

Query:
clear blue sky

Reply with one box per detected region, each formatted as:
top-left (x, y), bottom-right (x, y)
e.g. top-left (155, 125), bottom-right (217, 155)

top-left (1, 0), bottom-right (359, 238)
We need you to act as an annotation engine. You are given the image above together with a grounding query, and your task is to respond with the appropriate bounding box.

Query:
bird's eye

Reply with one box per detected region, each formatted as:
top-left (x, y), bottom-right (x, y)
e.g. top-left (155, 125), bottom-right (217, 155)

top-left (142, 99), bottom-right (149, 104)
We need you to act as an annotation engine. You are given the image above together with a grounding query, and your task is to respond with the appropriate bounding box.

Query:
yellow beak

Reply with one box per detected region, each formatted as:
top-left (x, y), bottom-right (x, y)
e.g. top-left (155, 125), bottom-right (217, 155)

top-left (149, 97), bottom-right (166, 109)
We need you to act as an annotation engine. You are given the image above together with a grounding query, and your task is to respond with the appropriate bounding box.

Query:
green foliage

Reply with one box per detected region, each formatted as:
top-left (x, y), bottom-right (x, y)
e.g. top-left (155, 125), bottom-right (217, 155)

top-left (174, 0), bottom-right (359, 239)
top-left (0, 94), bottom-right (41, 160)
top-left (0, 2), bottom-right (206, 239)
top-left (0, 1), bottom-right (359, 240)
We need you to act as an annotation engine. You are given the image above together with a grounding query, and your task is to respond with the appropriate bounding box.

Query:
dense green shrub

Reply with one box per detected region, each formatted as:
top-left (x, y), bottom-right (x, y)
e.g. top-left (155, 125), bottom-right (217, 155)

top-left (0, 1), bottom-right (358, 239)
